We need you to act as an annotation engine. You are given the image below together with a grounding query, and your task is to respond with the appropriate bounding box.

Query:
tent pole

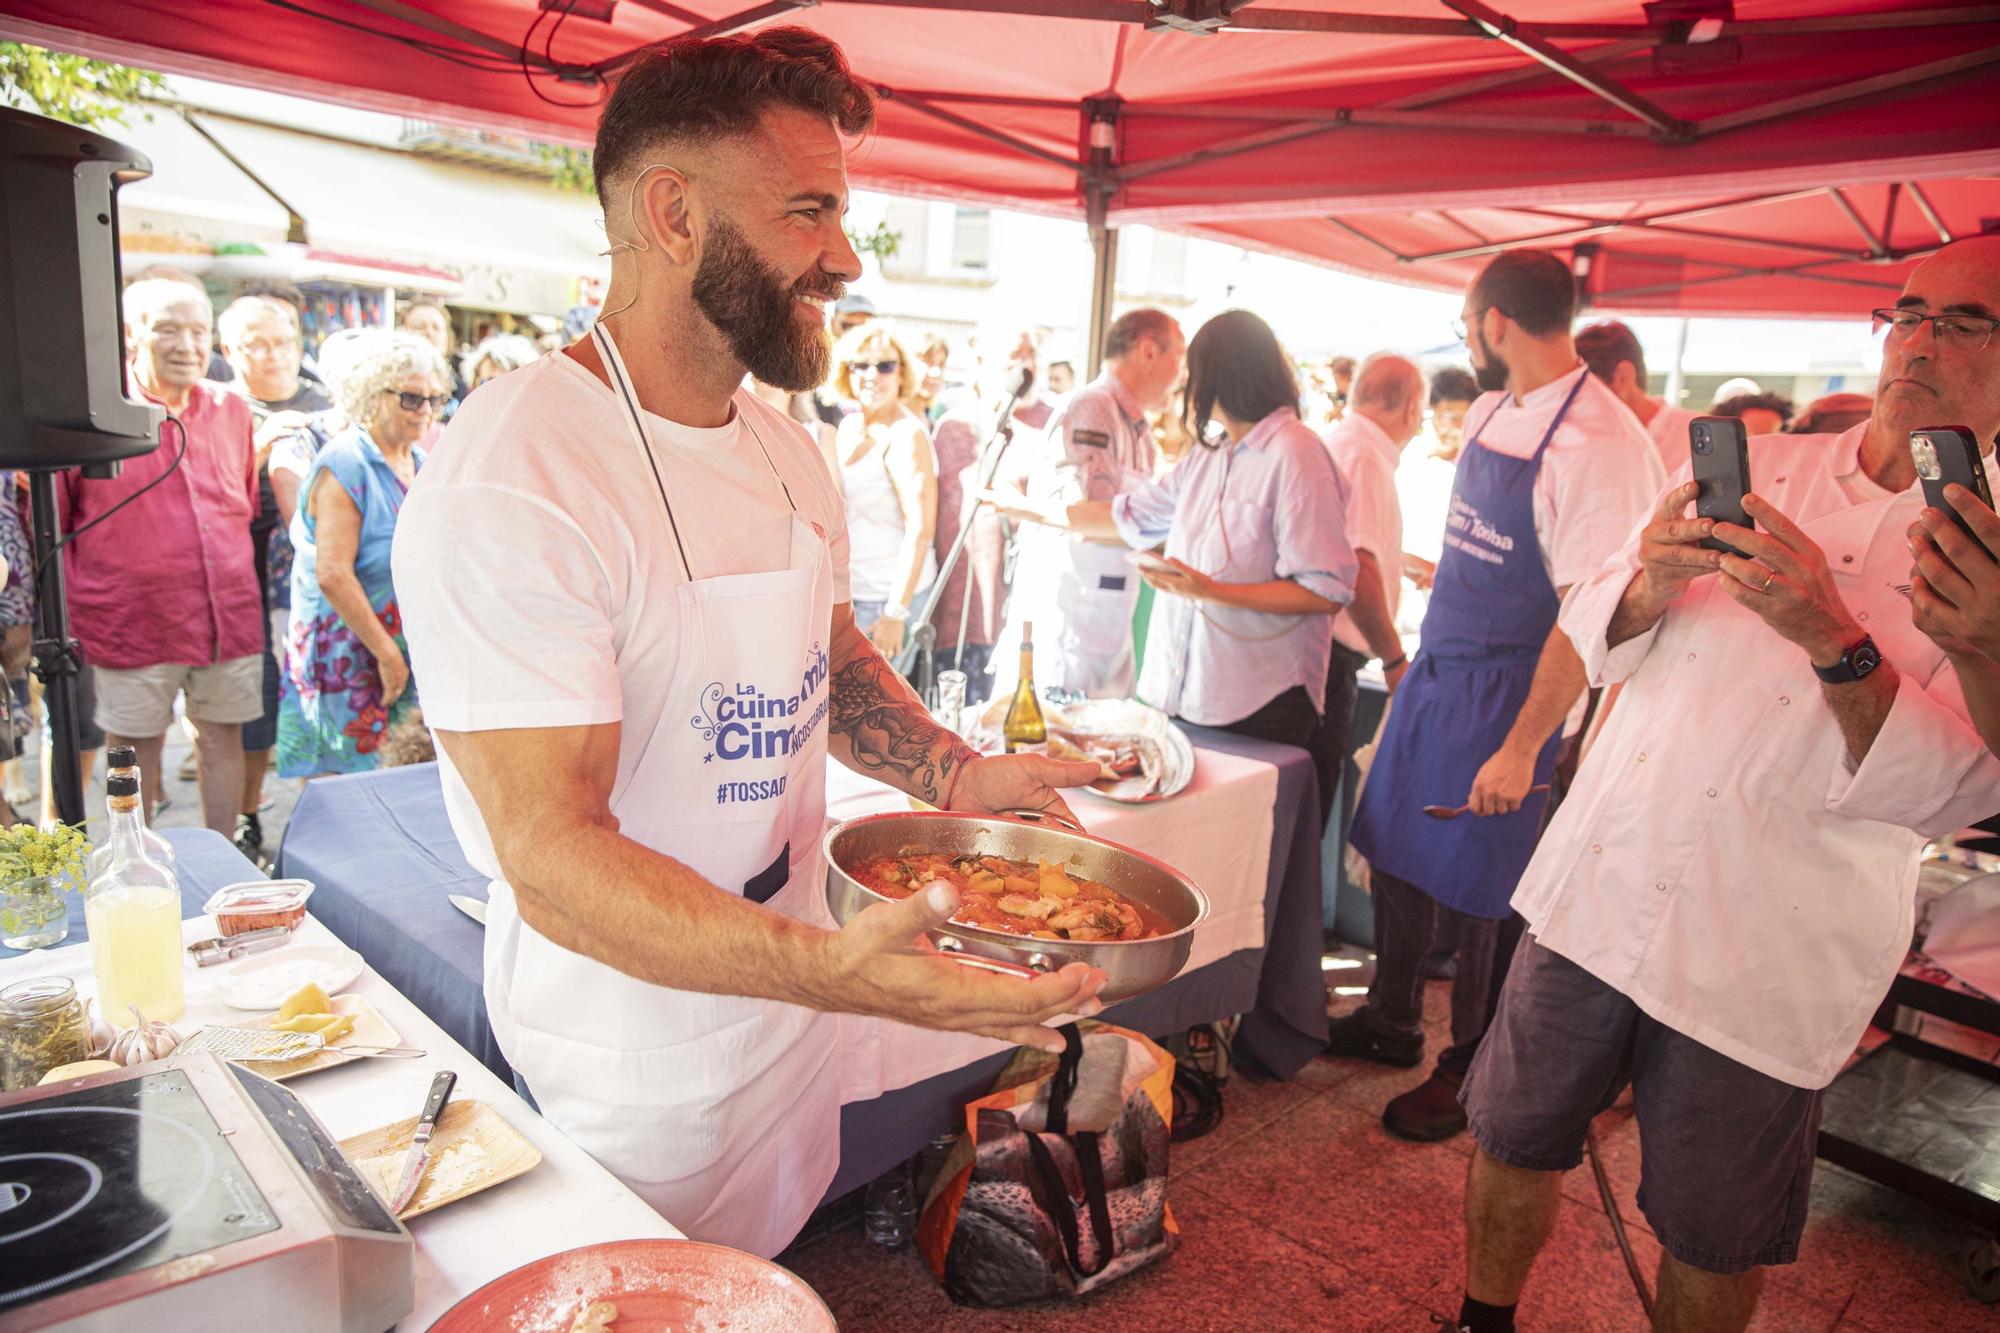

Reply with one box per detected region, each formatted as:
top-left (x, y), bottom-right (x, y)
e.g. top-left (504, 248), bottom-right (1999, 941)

top-left (1083, 98), bottom-right (1121, 379)
top-left (1664, 317), bottom-right (1690, 409)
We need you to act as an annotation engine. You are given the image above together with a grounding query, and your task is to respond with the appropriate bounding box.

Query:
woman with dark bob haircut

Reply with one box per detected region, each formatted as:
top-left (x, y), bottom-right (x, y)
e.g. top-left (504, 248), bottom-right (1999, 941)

top-left (994, 309), bottom-right (1359, 826)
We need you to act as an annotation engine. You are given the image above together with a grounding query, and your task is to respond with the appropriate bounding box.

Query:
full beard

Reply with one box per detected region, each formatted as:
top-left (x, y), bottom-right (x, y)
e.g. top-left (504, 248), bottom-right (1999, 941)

top-left (691, 212), bottom-right (842, 393)
top-left (1472, 345), bottom-right (1509, 394)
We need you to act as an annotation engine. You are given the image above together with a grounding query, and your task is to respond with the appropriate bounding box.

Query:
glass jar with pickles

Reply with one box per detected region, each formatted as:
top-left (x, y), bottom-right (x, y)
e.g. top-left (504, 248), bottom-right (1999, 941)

top-left (0, 976), bottom-right (91, 1090)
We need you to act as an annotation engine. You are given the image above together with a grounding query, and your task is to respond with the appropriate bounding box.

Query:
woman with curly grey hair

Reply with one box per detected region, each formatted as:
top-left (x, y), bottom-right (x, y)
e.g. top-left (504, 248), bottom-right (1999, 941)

top-left (277, 330), bottom-right (445, 776)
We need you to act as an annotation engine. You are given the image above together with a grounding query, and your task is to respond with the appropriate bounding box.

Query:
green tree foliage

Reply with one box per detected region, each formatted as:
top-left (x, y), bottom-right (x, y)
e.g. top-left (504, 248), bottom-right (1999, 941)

top-left (0, 42), bottom-right (165, 129)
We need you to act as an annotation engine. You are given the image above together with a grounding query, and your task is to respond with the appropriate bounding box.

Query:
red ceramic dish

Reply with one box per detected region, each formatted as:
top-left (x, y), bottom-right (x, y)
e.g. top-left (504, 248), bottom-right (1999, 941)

top-left (428, 1239), bottom-right (837, 1332)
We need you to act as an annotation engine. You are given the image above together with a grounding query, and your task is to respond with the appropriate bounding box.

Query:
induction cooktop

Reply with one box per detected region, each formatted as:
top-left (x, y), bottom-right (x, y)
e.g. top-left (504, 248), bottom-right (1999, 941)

top-left (0, 1067), bottom-right (280, 1313)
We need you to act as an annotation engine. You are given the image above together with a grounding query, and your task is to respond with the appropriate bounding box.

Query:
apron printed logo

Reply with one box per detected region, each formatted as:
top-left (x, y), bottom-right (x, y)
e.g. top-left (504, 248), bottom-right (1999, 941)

top-left (1444, 496), bottom-right (1514, 564)
top-left (692, 643), bottom-right (832, 792)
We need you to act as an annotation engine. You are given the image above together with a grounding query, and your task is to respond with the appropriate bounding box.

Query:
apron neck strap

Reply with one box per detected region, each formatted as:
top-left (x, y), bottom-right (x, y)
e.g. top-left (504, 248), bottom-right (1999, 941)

top-left (593, 321), bottom-right (694, 581)
top-left (1464, 367), bottom-right (1589, 465)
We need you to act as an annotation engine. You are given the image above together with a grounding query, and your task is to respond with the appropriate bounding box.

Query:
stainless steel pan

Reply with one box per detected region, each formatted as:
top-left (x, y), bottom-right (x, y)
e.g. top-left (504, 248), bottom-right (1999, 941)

top-left (823, 809), bottom-right (1209, 1003)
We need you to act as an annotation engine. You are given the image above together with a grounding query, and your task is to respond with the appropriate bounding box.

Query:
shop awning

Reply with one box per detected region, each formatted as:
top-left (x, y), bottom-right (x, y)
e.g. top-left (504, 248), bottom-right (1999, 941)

top-left (5, 0), bottom-right (1998, 317)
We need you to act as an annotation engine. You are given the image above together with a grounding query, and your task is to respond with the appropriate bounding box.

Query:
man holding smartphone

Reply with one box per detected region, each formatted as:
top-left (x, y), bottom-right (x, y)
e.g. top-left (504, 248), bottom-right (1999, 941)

top-left (1447, 235), bottom-right (2000, 1333)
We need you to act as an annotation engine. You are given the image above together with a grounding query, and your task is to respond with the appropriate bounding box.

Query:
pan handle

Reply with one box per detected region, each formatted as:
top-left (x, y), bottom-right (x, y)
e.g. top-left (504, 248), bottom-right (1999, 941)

top-left (934, 934), bottom-right (1058, 979)
top-left (995, 806), bottom-right (1085, 834)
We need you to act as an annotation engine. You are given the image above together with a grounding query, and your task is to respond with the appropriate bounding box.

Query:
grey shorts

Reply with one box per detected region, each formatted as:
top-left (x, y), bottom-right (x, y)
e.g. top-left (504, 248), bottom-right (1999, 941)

top-left (93, 655), bottom-right (265, 737)
top-left (1462, 935), bottom-right (1823, 1275)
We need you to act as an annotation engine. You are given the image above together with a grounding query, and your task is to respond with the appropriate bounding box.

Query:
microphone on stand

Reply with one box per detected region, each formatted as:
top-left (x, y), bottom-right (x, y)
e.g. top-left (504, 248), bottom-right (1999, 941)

top-left (898, 364), bottom-right (1034, 699)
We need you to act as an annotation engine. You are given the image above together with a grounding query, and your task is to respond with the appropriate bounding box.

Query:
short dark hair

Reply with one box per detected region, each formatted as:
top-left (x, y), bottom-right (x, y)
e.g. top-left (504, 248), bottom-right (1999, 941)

top-left (1713, 391), bottom-right (1794, 424)
top-left (1470, 249), bottom-right (1577, 338)
top-left (1428, 365), bottom-right (1479, 406)
top-left (1183, 309), bottom-right (1298, 446)
top-left (594, 28), bottom-right (875, 208)
top-left (1104, 308), bottom-right (1179, 361)
top-left (1575, 320), bottom-right (1646, 386)
top-left (1329, 355), bottom-right (1357, 377)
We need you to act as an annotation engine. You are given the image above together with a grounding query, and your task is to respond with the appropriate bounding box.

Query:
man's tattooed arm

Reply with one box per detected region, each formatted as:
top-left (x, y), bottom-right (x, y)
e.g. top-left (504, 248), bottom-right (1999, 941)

top-left (827, 640), bottom-right (979, 806)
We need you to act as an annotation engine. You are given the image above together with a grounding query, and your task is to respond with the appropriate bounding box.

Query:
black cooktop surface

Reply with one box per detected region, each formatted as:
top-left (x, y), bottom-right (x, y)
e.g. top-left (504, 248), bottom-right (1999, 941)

top-left (0, 1067), bottom-right (279, 1313)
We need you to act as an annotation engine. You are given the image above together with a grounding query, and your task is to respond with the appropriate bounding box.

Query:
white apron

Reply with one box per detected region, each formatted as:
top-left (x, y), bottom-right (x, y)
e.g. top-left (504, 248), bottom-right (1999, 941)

top-left (482, 323), bottom-right (840, 1257)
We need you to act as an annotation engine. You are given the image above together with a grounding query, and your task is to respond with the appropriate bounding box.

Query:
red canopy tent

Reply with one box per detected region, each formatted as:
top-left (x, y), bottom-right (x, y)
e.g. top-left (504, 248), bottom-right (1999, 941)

top-left (5, 0), bottom-right (1998, 343)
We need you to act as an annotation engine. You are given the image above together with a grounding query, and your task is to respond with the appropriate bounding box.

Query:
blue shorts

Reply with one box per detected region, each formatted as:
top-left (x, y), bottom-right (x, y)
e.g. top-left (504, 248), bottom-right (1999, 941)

top-left (1463, 935), bottom-right (1823, 1274)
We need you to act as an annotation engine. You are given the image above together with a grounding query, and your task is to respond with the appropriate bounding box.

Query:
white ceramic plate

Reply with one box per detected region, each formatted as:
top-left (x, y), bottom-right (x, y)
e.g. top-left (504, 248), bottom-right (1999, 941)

top-left (218, 944), bottom-right (366, 1011)
top-left (971, 695), bottom-right (1197, 802)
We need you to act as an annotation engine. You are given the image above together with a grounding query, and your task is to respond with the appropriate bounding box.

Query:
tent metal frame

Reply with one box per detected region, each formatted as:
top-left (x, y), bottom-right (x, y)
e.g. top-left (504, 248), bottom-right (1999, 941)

top-left (320, 0), bottom-right (2000, 344)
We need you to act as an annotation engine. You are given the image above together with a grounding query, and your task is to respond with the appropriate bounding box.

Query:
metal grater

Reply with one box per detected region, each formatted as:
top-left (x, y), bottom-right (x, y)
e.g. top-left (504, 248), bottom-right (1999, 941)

top-left (180, 1026), bottom-right (329, 1063)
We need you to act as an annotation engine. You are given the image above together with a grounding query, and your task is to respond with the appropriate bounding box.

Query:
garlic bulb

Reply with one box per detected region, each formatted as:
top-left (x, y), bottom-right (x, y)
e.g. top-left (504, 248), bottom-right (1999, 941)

top-left (106, 1006), bottom-right (182, 1066)
top-left (83, 999), bottom-right (118, 1059)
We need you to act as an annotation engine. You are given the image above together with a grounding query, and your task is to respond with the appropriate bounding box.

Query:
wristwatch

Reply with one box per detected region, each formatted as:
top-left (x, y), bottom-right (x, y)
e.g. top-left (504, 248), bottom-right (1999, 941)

top-left (1812, 635), bottom-right (1881, 684)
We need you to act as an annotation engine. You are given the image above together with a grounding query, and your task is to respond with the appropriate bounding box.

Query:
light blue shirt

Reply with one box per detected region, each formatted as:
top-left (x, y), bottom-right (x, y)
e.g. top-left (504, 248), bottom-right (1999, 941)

top-left (1112, 409), bottom-right (1357, 726)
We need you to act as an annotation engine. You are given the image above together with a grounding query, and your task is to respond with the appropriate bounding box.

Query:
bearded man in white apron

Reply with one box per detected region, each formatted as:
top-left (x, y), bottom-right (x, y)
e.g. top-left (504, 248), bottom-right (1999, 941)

top-left (392, 29), bottom-right (1107, 1259)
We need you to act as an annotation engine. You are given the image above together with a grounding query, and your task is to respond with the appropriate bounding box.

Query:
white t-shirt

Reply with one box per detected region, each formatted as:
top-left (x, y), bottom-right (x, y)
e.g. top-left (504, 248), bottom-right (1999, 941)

top-left (1322, 412), bottom-right (1405, 658)
top-left (1644, 402), bottom-right (1699, 477)
top-left (1462, 365), bottom-right (1667, 592)
top-left (391, 351), bottom-right (849, 881)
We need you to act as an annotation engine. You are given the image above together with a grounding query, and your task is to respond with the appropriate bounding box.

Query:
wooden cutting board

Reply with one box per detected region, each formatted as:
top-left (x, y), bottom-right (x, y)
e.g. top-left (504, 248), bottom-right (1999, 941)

top-left (256, 993), bottom-right (401, 1081)
top-left (340, 1098), bottom-right (542, 1220)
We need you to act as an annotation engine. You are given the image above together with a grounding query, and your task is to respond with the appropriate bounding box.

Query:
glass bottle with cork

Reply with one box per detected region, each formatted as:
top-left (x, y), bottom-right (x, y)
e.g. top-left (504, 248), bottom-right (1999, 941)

top-left (86, 744), bottom-right (176, 882)
top-left (1003, 620), bottom-right (1048, 754)
top-left (85, 772), bottom-right (185, 1025)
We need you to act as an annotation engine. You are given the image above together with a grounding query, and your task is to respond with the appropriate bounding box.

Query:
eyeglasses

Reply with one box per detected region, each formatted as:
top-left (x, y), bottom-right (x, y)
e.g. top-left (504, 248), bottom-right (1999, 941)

top-left (387, 390), bottom-right (451, 412)
top-left (1871, 307), bottom-right (2000, 351)
top-left (848, 359), bottom-right (899, 377)
top-left (237, 338), bottom-right (299, 356)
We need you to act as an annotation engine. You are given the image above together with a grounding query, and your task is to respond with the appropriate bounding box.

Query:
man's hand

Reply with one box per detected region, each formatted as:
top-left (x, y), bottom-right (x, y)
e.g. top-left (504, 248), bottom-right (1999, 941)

top-left (1909, 484), bottom-right (2000, 663)
top-left (1468, 740), bottom-right (1538, 816)
top-left (1403, 554), bottom-right (1436, 590)
top-left (978, 488), bottom-right (1061, 528)
top-left (945, 751), bottom-right (1100, 827)
top-left (253, 409), bottom-right (309, 465)
top-left (1635, 482), bottom-right (1725, 605)
top-left (1713, 494), bottom-right (1862, 667)
top-left (868, 612), bottom-right (907, 658)
top-left (1138, 555), bottom-right (1215, 603)
top-left (828, 882), bottom-right (1108, 1052)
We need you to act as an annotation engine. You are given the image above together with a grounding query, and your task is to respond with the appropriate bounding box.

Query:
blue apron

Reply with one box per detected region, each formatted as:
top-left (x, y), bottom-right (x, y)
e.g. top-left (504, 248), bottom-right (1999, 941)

top-left (1349, 372), bottom-right (1585, 919)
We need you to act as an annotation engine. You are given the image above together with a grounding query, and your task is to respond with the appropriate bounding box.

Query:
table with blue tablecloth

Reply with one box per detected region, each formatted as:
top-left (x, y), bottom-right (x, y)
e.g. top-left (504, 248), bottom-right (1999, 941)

top-left (0, 828), bottom-right (264, 961)
top-left (279, 728), bottom-right (1327, 1202)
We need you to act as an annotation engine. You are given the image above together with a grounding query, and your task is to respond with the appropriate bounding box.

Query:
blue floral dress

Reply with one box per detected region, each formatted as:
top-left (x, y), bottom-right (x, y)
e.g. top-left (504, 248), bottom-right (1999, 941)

top-left (276, 428), bottom-right (423, 777)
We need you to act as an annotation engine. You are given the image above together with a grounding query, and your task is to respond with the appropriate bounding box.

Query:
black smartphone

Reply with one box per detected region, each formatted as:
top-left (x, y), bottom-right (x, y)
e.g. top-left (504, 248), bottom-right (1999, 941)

top-left (1911, 426), bottom-right (1995, 544)
top-left (1689, 415), bottom-right (1752, 556)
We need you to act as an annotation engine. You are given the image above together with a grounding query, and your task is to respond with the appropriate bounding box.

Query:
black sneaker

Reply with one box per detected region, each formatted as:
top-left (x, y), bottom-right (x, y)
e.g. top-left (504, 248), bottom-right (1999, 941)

top-left (1324, 1006), bottom-right (1424, 1067)
top-left (234, 812), bottom-right (265, 861)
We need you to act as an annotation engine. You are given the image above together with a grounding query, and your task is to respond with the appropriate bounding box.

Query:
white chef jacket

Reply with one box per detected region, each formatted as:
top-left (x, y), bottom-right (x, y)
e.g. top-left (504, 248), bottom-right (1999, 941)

top-left (1517, 425), bottom-right (2000, 1089)
top-left (1644, 402), bottom-right (1699, 478)
top-left (1322, 411), bottom-right (1404, 658)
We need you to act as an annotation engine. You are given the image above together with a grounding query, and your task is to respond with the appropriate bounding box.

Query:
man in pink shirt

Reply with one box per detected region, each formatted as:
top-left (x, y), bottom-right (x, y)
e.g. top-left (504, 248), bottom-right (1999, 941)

top-left (62, 278), bottom-right (263, 832)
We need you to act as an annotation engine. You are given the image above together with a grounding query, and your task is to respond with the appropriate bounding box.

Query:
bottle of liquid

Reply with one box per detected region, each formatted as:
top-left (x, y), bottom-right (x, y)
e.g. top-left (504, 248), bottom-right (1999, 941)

top-left (87, 744), bottom-right (176, 882)
top-left (1003, 621), bottom-right (1047, 754)
top-left (862, 1158), bottom-right (917, 1250)
top-left (85, 773), bottom-right (185, 1025)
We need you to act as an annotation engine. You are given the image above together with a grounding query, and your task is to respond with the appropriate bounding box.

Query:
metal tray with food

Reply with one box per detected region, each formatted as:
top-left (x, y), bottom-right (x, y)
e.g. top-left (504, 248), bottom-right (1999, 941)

top-left (970, 696), bottom-right (1196, 802)
top-left (824, 809), bottom-right (1208, 1003)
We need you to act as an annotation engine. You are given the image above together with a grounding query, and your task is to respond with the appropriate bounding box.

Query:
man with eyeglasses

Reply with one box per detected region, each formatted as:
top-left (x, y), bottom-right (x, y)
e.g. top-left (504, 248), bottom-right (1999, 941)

top-left (58, 277), bottom-right (264, 837)
top-left (1336, 250), bottom-right (1663, 1147)
top-left (218, 295), bottom-right (332, 862)
top-left (1446, 236), bottom-right (2000, 1333)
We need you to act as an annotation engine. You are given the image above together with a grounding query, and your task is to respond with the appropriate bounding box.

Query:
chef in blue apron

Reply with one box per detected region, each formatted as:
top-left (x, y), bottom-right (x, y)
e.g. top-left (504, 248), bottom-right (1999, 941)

top-left (1335, 250), bottom-right (1664, 1143)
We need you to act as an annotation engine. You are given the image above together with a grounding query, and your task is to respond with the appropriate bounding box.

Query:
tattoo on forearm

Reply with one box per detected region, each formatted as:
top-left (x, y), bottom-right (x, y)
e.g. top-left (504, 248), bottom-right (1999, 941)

top-left (829, 655), bottom-right (973, 803)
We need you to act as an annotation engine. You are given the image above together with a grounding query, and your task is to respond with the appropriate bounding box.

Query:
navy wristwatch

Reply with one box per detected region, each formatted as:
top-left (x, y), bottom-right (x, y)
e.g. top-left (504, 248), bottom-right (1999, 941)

top-left (1812, 635), bottom-right (1881, 685)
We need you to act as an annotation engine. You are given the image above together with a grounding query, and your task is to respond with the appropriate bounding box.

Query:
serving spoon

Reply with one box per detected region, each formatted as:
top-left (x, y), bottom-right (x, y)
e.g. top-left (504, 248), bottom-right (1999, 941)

top-left (1422, 785), bottom-right (1551, 820)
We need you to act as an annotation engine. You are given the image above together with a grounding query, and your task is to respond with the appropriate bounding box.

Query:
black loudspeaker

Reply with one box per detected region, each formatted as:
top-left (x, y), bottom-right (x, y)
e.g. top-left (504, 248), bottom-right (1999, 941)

top-left (0, 106), bottom-right (162, 473)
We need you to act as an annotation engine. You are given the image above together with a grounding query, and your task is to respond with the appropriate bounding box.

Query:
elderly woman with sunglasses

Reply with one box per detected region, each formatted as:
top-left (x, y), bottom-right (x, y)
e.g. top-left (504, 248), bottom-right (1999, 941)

top-left (831, 321), bottom-right (938, 656)
top-left (277, 331), bottom-right (446, 777)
